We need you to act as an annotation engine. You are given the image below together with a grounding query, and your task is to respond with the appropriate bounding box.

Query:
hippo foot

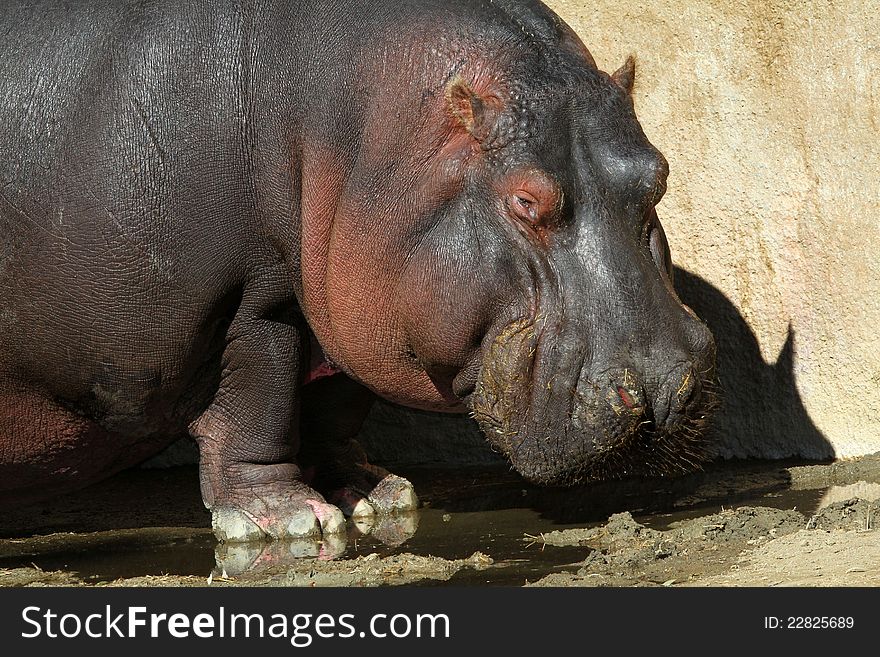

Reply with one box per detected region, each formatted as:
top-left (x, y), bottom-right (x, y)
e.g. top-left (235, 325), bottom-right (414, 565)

top-left (211, 483), bottom-right (346, 543)
top-left (327, 472), bottom-right (419, 518)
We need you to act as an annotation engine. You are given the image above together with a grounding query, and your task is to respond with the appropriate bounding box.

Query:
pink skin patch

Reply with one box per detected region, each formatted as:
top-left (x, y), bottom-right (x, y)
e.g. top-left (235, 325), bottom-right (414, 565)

top-left (304, 360), bottom-right (341, 384)
top-left (252, 513), bottom-right (274, 533)
top-left (304, 336), bottom-right (341, 384)
top-left (617, 386), bottom-right (635, 409)
top-left (304, 499), bottom-right (335, 523)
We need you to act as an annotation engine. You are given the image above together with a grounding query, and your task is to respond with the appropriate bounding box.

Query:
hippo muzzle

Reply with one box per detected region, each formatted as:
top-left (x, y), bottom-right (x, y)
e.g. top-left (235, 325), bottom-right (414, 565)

top-left (471, 313), bottom-right (718, 485)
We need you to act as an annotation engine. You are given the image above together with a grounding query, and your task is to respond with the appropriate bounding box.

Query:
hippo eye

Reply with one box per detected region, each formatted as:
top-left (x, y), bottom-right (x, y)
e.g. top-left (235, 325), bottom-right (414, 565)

top-left (510, 191), bottom-right (540, 223)
top-left (500, 172), bottom-right (561, 233)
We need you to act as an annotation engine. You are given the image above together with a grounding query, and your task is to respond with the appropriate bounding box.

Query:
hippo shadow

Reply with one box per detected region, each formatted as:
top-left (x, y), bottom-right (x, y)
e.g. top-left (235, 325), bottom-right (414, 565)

top-left (673, 267), bottom-right (832, 462)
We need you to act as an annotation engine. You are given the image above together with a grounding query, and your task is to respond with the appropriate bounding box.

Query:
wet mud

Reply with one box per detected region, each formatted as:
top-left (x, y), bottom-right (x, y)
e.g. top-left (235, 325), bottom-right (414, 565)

top-left (1, 453), bottom-right (879, 587)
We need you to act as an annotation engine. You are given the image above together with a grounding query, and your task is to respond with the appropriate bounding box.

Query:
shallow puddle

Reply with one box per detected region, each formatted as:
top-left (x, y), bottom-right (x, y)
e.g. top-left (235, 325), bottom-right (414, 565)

top-left (1, 456), bottom-right (879, 586)
top-left (0, 507), bottom-right (596, 585)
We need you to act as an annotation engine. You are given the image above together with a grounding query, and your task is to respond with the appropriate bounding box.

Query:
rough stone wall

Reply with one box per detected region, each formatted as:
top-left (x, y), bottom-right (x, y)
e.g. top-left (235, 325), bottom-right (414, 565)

top-left (360, 0), bottom-right (880, 465)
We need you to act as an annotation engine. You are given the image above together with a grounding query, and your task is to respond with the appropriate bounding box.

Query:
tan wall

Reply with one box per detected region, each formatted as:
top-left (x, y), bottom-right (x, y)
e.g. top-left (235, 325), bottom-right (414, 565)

top-left (540, 0), bottom-right (880, 458)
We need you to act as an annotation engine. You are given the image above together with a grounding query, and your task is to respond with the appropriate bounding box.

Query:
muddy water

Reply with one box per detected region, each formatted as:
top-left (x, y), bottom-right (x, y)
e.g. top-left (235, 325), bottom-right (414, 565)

top-left (1, 456), bottom-right (879, 586)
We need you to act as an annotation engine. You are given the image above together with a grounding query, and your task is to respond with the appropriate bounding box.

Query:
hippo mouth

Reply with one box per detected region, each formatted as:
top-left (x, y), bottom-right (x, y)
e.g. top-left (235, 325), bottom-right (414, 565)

top-left (469, 317), bottom-right (720, 486)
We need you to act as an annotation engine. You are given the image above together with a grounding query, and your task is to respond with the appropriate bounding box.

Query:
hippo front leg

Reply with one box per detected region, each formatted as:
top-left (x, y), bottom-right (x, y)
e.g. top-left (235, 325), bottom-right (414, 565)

top-left (189, 271), bottom-right (344, 543)
top-left (298, 374), bottom-right (419, 519)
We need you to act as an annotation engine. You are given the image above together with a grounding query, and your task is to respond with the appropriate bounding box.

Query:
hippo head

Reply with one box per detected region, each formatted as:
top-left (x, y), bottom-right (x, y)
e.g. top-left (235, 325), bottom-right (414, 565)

top-left (456, 55), bottom-right (721, 485)
top-left (448, 60), bottom-right (717, 485)
top-left (312, 23), bottom-right (718, 486)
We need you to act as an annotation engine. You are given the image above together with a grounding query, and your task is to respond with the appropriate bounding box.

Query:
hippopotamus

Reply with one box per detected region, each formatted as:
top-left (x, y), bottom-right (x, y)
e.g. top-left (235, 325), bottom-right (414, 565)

top-left (0, 0), bottom-right (717, 542)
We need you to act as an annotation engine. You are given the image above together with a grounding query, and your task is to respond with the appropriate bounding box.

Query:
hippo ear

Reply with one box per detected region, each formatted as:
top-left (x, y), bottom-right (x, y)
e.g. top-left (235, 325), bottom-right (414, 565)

top-left (446, 78), bottom-right (498, 141)
top-left (612, 55), bottom-right (636, 94)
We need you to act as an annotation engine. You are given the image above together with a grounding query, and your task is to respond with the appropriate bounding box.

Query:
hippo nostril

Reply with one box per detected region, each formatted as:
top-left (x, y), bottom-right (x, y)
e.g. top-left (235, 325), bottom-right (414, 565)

top-left (653, 365), bottom-right (700, 427)
top-left (676, 368), bottom-right (701, 406)
top-left (606, 378), bottom-right (645, 416)
top-left (616, 386), bottom-right (635, 409)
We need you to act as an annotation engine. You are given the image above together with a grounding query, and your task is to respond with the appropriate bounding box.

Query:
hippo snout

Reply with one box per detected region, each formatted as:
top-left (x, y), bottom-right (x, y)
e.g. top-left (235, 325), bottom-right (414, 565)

top-left (470, 316), bottom-right (719, 487)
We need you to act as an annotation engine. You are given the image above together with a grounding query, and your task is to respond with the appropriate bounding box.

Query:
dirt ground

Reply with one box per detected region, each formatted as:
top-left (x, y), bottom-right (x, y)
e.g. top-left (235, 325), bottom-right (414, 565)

top-left (528, 501), bottom-right (879, 587)
top-left (1, 453), bottom-right (878, 587)
top-left (526, 457), bottom-right (880, 587)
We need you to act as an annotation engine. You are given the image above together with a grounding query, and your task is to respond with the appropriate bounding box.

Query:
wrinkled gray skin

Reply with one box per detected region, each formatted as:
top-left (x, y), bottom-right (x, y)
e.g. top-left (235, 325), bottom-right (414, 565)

top-left (0, 0), bottom-right (716, 542)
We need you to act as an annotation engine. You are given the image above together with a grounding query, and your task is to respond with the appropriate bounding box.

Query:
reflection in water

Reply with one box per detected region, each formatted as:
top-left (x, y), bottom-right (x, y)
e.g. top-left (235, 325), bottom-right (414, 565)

top-left (819, 482), bottom-right (880, 508)
top-left (215, 512), bottom-right (420, 576)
